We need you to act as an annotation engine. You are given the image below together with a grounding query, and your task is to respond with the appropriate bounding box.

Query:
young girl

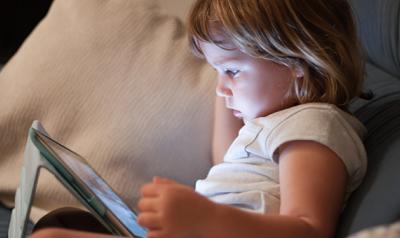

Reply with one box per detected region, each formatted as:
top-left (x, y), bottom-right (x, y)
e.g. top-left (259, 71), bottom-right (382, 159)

top-left (30, 0), bottom-right (368, 237)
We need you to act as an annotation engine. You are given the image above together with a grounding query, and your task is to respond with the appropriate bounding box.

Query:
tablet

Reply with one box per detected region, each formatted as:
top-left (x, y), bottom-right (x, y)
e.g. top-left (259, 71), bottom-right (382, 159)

top-left (30, 128), bottom-right (147, 238)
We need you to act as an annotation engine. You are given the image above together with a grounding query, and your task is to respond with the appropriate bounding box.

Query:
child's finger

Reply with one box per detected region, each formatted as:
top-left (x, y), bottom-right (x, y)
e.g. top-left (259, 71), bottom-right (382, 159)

top-left (137, 213), bottom-right (162, 230)
top-left (147, 230), bottom-right (166, 238)
top-left (140, 183), bottom-right (161, 197)
top-left (152, 176), bottom-right (177, 184)
top-left (137, 197), bottom-right (159, 212)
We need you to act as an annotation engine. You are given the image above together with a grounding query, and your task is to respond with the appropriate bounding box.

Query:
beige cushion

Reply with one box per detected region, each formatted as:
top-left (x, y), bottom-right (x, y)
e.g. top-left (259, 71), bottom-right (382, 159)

top-left (158, 0), bottom-right (194, 20)
top-left (0, 0), bottom-right (215, 221)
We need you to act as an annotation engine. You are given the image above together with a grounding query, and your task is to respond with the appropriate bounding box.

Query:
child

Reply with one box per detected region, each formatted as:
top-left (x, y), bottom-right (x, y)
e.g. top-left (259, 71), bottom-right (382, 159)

top-left (30, 0), bottom-right (369, 237)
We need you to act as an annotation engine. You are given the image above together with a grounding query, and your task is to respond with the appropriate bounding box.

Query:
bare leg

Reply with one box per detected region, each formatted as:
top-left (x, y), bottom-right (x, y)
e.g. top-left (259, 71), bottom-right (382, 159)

top-left (29, 228), bottom-right (121, 238)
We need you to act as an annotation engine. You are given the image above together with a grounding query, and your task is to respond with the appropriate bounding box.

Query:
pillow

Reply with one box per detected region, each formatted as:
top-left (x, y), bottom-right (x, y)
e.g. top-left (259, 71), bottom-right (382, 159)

top-left (0, 0), bottom-right (215, 222)
top-left (158, 0), bottom-right (193, 20)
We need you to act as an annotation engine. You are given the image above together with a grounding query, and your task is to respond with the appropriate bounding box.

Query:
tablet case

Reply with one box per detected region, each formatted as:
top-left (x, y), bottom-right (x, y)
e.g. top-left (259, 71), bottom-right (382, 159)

top-left (8, 121), bottom-right (115, 238)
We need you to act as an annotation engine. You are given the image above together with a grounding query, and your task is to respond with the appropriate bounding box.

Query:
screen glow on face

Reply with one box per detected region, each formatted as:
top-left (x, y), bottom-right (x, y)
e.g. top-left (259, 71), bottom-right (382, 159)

top-left (35, 131), bottom-right (147, 238)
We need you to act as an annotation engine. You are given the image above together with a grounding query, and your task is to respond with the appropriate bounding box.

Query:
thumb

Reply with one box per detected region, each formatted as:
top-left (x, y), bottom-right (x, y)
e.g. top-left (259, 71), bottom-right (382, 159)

top-left (152, 176), bottom-right (177, 184)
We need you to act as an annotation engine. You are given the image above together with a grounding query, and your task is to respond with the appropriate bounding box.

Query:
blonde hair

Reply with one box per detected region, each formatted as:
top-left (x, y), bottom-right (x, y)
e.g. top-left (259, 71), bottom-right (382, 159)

top-left (187, 0), bottom-right (367, 107)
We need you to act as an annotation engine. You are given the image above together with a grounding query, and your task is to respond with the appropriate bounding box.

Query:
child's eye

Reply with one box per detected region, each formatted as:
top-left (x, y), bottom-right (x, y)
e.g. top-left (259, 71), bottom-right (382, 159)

top-left (224, 69), bottom-right (240, 77)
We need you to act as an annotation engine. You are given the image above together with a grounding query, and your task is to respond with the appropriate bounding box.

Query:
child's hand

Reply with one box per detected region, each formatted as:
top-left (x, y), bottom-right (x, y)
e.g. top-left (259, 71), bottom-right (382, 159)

top-left (137, 176), bottom-right (216, 238)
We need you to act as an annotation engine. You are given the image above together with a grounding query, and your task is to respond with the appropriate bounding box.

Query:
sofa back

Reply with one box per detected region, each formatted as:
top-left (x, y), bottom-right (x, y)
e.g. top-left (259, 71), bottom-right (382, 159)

top-left (337, 0), bottom-right (400, 236)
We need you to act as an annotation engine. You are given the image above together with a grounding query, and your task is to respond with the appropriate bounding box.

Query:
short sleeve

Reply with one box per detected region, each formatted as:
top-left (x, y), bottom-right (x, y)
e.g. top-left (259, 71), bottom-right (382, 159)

top-left (266, 106), bottom-right (367, 193)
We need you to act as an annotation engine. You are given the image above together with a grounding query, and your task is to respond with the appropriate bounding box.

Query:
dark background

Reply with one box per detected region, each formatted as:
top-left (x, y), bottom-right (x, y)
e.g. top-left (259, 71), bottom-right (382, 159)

top-left (0, 0), bottom-right (53, 64)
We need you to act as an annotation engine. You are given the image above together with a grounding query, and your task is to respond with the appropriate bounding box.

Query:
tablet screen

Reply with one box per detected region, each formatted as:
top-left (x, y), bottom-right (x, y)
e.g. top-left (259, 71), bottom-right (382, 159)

top-left (34, 130), bottom-right (147, 238)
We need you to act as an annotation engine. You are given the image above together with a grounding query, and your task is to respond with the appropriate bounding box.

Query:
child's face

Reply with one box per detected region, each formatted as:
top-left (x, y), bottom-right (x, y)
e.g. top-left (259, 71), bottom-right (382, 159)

top-left (200, 41), bottom-right (299, 120)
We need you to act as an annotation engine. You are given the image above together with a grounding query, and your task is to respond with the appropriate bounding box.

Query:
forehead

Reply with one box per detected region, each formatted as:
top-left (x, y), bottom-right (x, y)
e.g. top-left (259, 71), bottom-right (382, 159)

top-left (199, 40), bottom-right (245, 66)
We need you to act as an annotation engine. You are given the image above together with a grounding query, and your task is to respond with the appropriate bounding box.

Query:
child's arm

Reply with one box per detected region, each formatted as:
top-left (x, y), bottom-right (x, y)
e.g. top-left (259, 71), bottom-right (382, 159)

top-left (138, 140), bottom-right (347, 238)
top-left (212, 97), bottom-right (243, 165)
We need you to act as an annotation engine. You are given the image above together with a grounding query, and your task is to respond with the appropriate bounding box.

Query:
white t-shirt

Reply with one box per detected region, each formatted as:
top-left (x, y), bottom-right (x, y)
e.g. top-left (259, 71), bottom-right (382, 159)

top-left (196, 103), bottom-right (367, 214)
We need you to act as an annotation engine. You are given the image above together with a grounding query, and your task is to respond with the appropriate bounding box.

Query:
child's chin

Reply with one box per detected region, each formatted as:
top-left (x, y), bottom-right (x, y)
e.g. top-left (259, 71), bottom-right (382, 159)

top-left (232, 110), bottom-right (244, 119)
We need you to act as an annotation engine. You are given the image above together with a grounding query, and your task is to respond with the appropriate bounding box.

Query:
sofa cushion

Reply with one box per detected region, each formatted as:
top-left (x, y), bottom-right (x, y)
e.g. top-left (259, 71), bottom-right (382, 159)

top-left (337, 95), bottom-right (400, 237)
top-left (349, 63), bottom-right (400, 113)
top-left (338, 64), bottom-right (400, 237)
top-left (341, 2), bottom-right (400, 235)
top-left (0, 0), bottom-right (215, 221)
top-left (349, 0), bottom-right (400, 78)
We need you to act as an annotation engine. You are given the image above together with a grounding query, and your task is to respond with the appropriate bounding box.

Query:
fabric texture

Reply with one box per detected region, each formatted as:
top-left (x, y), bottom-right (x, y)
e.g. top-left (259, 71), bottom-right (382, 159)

top-left (0, 0), bottom-right (215, 222)
top-left (336, 88), bottom-right (400, 237)
top-left (196, 103), bottom-right (367, 214)
top-left (349, 0), bottom-right (400, 78)
top-left (348, 221), bottom-right (400, 238)
top-left (336, 0), bottom-right (400, 236)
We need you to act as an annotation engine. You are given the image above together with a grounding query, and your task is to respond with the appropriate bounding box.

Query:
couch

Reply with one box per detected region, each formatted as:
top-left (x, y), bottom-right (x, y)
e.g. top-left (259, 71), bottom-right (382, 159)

top-left (335, 0), bottom-right (400, 236)
top-left (0, 0), bottom-right (399, 237)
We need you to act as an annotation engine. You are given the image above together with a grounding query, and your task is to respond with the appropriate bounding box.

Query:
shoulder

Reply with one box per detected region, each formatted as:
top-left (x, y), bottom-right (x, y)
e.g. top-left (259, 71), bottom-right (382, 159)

top-left (248, 103), bottom-right (367, 192)
top-left (252, 103), bottom-right (366, 139)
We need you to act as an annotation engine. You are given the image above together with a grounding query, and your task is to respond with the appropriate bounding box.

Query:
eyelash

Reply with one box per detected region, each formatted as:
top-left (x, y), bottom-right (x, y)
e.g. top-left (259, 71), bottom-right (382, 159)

top-left (224, 69), bottom-right (240, 77)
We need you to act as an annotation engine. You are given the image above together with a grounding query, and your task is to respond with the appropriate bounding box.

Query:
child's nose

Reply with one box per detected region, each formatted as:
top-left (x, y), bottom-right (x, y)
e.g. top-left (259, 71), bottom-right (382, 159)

top-left (216, 76), bottom-right (233, 97)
